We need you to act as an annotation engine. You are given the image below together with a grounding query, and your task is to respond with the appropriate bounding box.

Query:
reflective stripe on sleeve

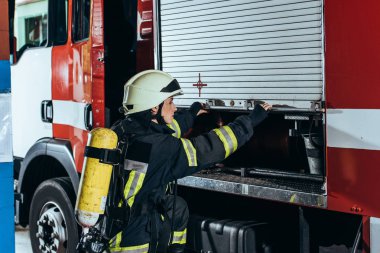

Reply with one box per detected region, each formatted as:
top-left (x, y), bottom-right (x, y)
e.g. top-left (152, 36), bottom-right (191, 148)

top-left (180, 138), bottom-right (197, 167)
top-left (126, 172), bottom-right (145, 207)
top-left (213, 126), bottom-right (238, 158)
top-left (168, 119), bottom-right (181, 138)
top-left (119, 170), bottom-right (146, 208)
top-left (171, 228), bottom-right (187, 245)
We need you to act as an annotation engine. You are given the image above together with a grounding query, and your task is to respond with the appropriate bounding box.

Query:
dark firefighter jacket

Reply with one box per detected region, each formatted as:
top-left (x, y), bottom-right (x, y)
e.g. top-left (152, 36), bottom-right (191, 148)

top-left (111, 105), bottom-right (268, 248)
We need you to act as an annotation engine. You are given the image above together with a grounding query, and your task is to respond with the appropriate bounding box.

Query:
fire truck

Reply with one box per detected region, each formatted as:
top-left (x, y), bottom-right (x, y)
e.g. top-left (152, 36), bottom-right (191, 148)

top-left (9, 0), bottom-right (380, 252)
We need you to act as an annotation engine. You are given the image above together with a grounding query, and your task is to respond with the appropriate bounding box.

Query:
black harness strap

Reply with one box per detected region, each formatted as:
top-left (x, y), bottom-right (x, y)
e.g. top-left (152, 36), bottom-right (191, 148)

top-left (130, 200), bottom-right (160, 253)
top-left (85, 146), bottom-right (121, 165)
top-left (102, 119), bottom-right (131, 241)
top-left (169, 180), bottom-right (178, 246)
top-left (148, 212), bottom-right (159, 253)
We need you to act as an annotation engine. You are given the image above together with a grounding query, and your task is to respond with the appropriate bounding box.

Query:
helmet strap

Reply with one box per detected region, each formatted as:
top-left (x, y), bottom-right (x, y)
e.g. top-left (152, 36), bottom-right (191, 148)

top-left (152, 102), bottom-right (166, 125)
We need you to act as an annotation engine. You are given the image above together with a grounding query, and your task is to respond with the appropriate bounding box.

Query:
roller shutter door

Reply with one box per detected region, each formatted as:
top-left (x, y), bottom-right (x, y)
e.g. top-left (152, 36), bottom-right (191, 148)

top-left (160, 0), bottom-right (323, 109)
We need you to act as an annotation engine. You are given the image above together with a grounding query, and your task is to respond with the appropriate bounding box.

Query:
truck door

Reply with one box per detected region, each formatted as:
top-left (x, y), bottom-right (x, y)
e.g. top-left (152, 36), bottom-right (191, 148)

top-left (11, 0), bottom-right (67, 159)
top-left (52, 0), bottom-right (105, 172)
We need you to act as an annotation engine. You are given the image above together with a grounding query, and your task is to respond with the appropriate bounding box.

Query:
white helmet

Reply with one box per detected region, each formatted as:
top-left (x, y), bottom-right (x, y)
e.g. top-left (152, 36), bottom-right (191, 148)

top-left (122, 70), bottom-right (183, 115)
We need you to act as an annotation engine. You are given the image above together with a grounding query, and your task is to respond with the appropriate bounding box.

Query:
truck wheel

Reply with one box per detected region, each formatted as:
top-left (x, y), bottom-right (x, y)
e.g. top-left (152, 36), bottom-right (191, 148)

top-left (29, 177), bottom-right (79, 253)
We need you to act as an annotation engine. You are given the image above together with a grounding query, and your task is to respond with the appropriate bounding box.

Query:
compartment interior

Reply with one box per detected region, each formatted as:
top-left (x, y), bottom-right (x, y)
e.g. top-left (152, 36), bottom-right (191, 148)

top-left (187, 109), bottom-right (326, 194)
top-left (104, 0), bottom-right (137, 127)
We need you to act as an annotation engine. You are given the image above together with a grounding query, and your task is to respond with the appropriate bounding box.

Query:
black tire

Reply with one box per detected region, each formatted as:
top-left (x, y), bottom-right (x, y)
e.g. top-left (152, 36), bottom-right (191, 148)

top-left (29, 177), bottom-right (79, 253)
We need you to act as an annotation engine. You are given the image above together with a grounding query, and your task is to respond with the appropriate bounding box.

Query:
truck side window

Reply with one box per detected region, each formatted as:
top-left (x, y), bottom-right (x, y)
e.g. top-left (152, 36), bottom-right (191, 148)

top-left (14, 0), bottom-right (48, 58)
top-left (51, 0), bottom-right (68, 45)
top-left (73, 0), bottom-right (91, 42)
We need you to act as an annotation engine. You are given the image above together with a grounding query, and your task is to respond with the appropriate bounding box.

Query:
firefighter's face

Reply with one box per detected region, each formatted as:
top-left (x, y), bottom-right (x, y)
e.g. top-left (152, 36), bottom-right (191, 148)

top-left (161, 97), bottom-right (177, 124)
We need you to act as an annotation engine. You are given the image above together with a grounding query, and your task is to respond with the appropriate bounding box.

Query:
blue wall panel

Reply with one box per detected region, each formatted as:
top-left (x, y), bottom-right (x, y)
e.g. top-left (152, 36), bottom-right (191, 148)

top-left (0, 60), bottom-right (10, 92)
top-left (0, 51), bottom-right (13, 253)
top-left (0, 163), bottom-right (13, 208)
top-left (0, 163), bottom-right (14, 253)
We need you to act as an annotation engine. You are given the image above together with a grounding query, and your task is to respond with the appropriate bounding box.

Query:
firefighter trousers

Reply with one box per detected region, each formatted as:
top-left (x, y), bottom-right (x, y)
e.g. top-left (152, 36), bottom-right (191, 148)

top-left (110, 196), bottom-right (189, 253)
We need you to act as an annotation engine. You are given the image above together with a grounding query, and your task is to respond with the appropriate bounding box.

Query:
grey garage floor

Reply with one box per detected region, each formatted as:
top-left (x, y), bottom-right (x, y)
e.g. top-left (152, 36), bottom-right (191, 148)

top-left (15, 226), bottom-right (32, 253)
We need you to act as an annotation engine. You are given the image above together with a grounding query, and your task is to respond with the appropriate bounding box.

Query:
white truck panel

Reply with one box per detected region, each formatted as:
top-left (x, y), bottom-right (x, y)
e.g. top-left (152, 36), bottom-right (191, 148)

top-left (0, 94), bottom-right (13, 162)
top-left (11, 47), bottom-right (53, 158)
top-left (327, 109), bottom-right (380, 151)
top-left (53, 100), bottom-right (89, 131)
top-left (371, 217), bottom-right (380, 253)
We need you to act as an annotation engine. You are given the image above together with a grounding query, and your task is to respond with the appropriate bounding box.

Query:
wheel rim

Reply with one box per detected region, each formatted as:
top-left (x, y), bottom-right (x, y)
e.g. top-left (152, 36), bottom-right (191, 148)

top-left (35, 201), bottom-right (68, 253)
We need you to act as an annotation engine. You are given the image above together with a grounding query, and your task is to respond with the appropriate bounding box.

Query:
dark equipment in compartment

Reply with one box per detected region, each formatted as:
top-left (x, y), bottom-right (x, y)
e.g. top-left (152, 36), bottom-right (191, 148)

top-left (186, 216), bottom-right (272, 253)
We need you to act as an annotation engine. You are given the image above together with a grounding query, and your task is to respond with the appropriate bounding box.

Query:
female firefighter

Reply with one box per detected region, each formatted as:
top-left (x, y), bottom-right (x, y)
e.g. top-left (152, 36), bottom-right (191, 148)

top-left (109, 70), bottom-right (272, 253)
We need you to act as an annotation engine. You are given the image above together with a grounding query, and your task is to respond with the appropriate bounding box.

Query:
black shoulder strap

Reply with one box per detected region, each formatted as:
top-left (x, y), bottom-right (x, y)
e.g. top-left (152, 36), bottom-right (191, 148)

top-left (85, 146), bottom-right (121, 165)
top-left (111, 118), bottom-right (128, 138)
top-left (111, 118), bottom-right (130, 161)
top-left (103, 119), bottom-right (132, 241)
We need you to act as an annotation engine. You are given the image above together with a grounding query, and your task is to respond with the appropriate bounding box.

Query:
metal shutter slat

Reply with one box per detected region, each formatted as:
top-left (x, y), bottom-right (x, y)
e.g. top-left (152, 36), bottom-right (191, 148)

top-left (161, 1), bottom-right (321, 21)
top-left (162, 27), bottom-right (321, 45)
top-left (163, 34), bottom-right (321, 52)
top-left (162, 15), bottom-right (321, 38)
top-left (162, 7), bottom-right (320, 32)
top-left (175, 75), bottom-right (322, 82)
top-left (163, 41), bottom-right (321, 57)
top-left (163, 48), bottom-right (322, 63)
top-left (164, 54), bottom-right (321, 68)
top-left (179, 81), bottom-right (322, 88)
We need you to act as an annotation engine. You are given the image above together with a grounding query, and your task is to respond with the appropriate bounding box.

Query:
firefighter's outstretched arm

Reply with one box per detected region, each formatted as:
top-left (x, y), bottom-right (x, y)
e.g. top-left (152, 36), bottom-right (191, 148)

top-left (170, 103), bottom-right (271, 179)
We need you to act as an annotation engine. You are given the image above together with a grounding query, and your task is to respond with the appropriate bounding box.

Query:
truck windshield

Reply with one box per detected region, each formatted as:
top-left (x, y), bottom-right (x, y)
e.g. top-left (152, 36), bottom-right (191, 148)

top-left (14, 0), bottom-right (48, 53)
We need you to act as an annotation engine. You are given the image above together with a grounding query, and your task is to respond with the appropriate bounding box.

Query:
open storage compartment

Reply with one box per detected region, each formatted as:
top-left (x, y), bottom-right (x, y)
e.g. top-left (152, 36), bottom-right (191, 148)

top-left (179, 108), bottom-right (326, 207)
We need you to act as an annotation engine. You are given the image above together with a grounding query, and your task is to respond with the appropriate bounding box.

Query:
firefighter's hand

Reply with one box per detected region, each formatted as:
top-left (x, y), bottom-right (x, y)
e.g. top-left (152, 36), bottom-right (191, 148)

top-left (197, 108), bottom-right (208, 116)
top-left (260, 102), bottom-right (272, 111)
top-left (190, 102), bottom-right (209, 117)
top-left (249, 102), bottom-right (272, 127)
top-left (197, 110), bottom-right (208, 116)
top-left (197, 103), bottom-right (209, 116)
